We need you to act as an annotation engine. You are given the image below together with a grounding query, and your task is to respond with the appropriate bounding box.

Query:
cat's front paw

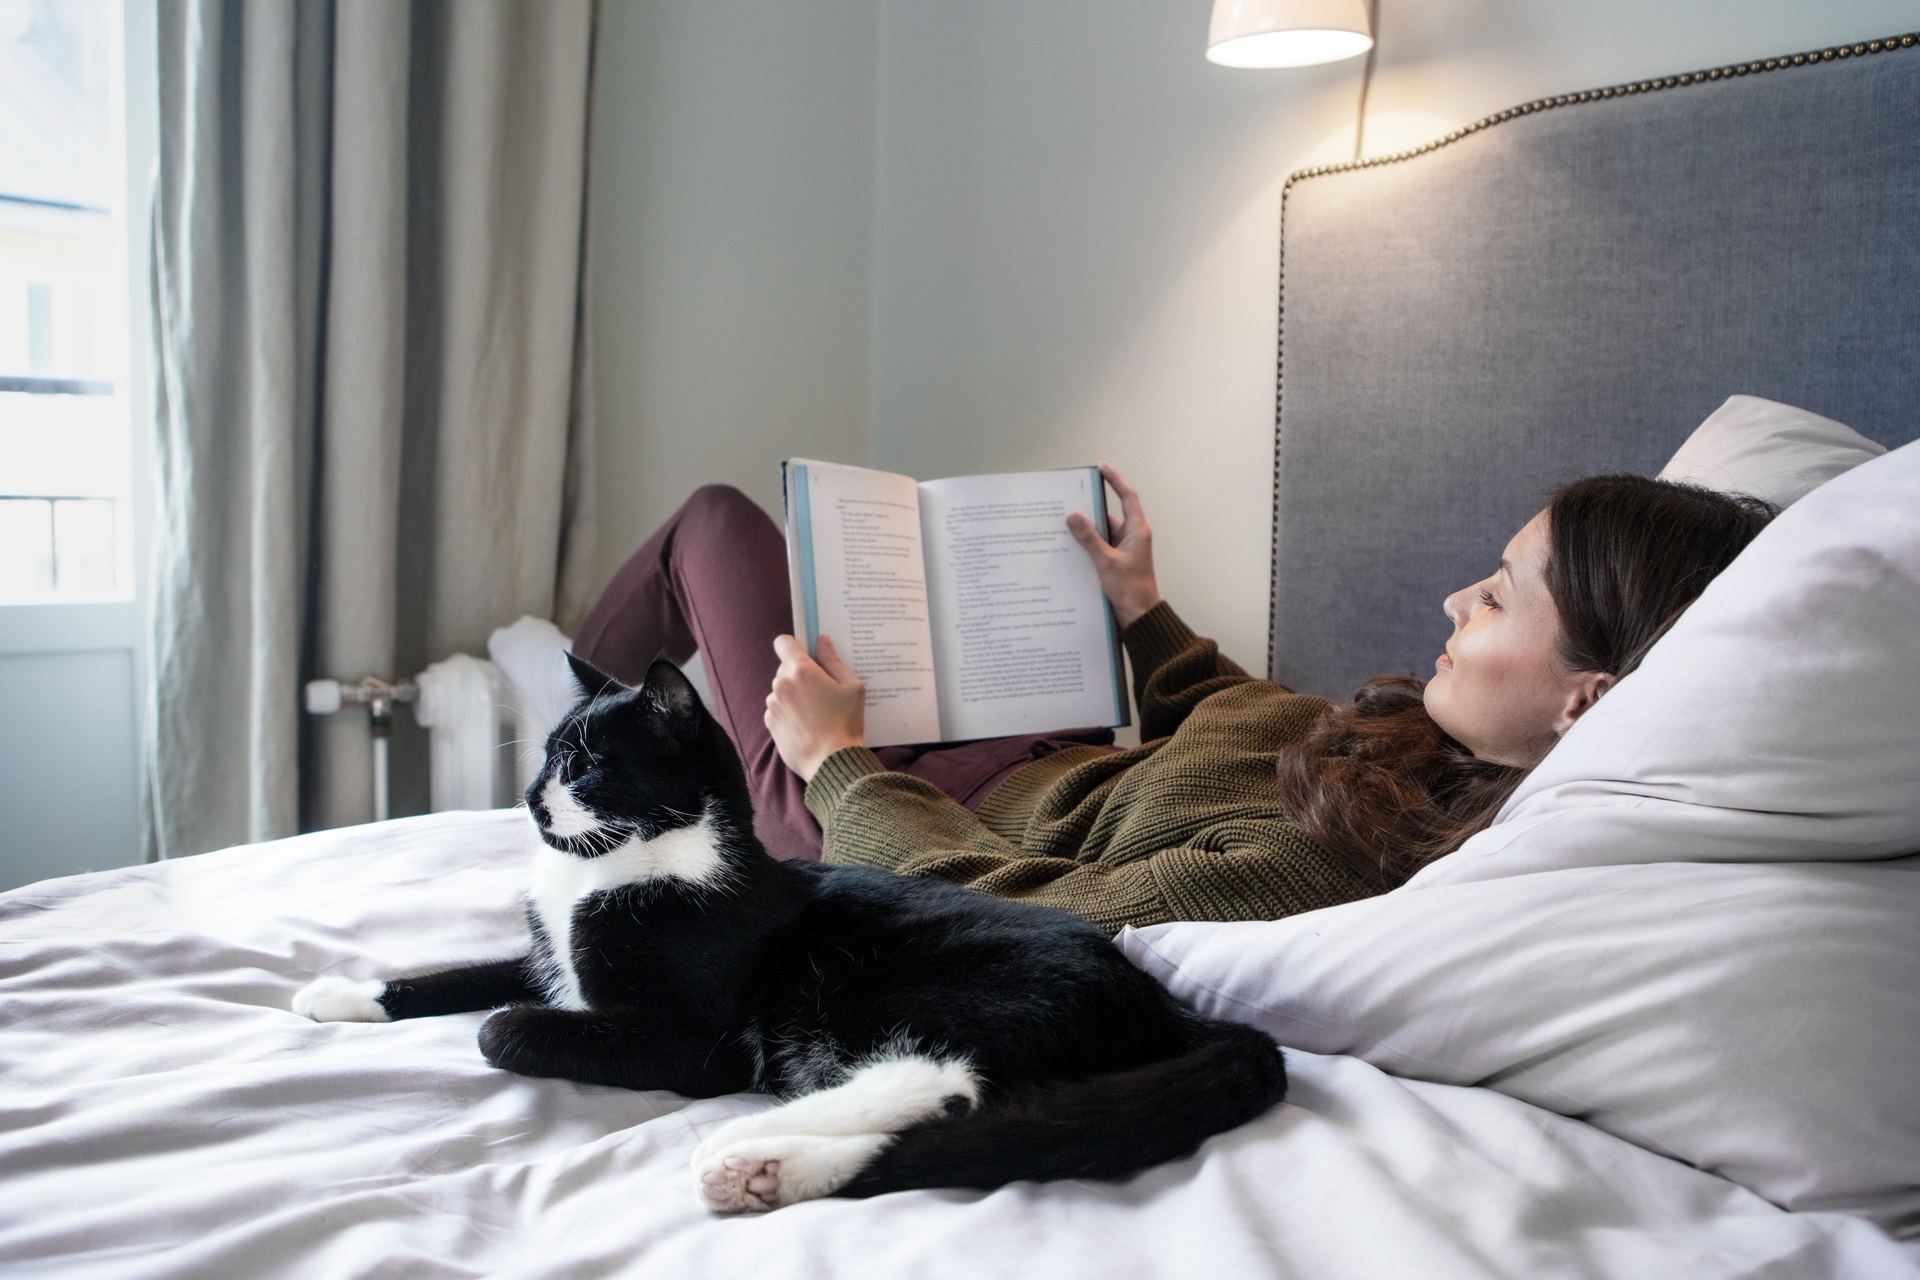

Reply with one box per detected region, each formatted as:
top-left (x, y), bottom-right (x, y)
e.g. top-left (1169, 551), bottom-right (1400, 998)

top-left (292, 975), bottom-right (390, 1023)
top-left (476, 1004), bottom-right (545, 1072)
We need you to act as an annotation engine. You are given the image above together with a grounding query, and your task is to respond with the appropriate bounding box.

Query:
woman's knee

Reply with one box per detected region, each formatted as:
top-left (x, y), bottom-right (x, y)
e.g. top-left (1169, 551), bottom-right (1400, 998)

top-left (680, 484), bottom-right (779, 541)
top-left (686, 483), bottom-right (757, 517)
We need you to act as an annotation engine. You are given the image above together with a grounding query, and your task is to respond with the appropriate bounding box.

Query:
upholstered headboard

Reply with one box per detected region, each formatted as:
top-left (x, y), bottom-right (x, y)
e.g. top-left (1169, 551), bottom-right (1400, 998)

top-left (1269, 33), bottom-right (1920, 696)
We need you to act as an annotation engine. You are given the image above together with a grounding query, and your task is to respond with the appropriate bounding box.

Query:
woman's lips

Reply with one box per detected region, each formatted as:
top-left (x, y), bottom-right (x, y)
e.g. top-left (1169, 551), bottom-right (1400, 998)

top-left (1436, 653), bottom-right (1454, 672)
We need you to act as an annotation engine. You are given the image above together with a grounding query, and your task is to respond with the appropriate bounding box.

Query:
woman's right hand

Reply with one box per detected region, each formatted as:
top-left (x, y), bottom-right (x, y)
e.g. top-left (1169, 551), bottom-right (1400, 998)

top-left (765, 633), bottom-right (866, 783)
top-left (1067, 460), bottom-right (1163, 630)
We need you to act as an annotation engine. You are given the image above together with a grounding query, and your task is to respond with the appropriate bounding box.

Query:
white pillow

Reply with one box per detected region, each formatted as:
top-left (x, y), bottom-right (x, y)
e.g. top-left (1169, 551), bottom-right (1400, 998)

top-left (1121, 439), bottom-right (1920, 1236)
top-left (1120, 856), bottom-right (1920, 1235)
top-left (1658, 394), bottom-right (1885, 506)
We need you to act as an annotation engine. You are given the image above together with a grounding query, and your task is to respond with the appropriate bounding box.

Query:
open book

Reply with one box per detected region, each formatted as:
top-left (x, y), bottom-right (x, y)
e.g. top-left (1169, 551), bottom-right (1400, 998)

top-left (782, 460), bottom-right (1131, 747)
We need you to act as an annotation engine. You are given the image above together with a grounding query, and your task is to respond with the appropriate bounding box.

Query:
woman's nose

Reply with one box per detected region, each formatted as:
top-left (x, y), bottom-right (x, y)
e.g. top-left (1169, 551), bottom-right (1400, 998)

top-left (1442, 587), bottom-right (1469, 630)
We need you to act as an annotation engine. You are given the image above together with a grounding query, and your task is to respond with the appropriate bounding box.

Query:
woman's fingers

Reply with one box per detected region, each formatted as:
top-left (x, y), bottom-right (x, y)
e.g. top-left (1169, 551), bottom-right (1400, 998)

top-left (769, 634), bottom-right (862, 694)
top-left (1067, 510), bottom-right (1113, 554)
top-left (1093, 462), bottom-right (1124, 541)
top-left (1075, 460), bottom-right (1161, 630)
top-left (1092, 503), bottom-right (1127, 546)
top-left (1099, 460), bottom-right (1148, 538)
top-left (814, 634), bottom-right (861, 686)
top-left (769, 636), bottom-right (822, 708)
top-left (764, 634), bottom-right (866, 781)
top-left (1071, 463), bottom-right (1147, 550)
top-left (772, 633), bottom-right (810, 667)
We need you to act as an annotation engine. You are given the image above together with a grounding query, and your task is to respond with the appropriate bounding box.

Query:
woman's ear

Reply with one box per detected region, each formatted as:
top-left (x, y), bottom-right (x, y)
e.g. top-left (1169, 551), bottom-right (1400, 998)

top-left (1555, 671), bottom-right (1617, 733)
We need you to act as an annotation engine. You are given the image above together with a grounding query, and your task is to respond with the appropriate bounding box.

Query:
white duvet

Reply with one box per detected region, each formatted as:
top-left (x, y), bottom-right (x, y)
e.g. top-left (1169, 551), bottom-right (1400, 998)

top-left (1, 810), bottom-right (1912, 1280)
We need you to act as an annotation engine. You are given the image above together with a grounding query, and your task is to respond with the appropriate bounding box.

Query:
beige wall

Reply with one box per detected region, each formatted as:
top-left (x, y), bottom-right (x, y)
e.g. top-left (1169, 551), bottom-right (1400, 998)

top-left (591, 0), bottom-right (1918, 669)
top-left (589, 0), bottom-right (877, 589)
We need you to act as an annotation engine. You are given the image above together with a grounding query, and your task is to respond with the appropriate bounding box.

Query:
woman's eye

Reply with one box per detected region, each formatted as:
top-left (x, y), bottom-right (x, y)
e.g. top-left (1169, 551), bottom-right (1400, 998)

top-left (1478, 588), bottom-right (1500, 610)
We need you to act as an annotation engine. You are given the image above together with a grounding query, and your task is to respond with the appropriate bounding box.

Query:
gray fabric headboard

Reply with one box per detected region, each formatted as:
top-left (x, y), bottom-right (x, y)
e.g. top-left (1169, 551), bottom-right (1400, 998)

top-left (1270, 34), bottom-right (1920, 697)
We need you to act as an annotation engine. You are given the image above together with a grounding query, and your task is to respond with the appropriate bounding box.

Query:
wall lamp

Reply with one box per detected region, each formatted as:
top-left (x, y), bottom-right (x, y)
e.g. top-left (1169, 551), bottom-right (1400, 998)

top-left (1206, 0), bottom-right (1373, 68)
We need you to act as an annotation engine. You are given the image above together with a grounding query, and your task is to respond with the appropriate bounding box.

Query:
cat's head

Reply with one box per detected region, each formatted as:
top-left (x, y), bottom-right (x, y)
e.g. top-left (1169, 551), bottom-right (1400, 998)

top-left (525, 653), bottom-right (756, 860)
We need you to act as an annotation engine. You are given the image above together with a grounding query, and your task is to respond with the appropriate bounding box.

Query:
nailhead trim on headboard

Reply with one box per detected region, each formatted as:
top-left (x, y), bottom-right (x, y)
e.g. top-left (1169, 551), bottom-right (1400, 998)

top-left (1266, 32), bottom-right (1920, 678)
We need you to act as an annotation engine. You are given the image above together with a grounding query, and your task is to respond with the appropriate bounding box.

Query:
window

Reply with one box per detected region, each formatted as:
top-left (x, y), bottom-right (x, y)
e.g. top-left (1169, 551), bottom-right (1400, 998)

top-left (0, 0), bottom-right (149, 886)
top-left (0, 0), bottom-right (130, 604)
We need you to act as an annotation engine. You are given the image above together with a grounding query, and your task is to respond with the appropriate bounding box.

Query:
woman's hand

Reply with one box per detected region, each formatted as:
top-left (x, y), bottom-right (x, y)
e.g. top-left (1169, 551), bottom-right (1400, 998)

top-left (1067, 460), bottom-right (1163, 630)
top-left (765, 633), bottom-right (866, 782)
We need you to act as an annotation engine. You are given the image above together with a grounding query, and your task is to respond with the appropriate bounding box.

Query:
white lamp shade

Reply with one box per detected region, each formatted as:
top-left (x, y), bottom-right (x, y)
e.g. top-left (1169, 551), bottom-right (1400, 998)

top-left (1207, 0), bottom-right (1373, 68)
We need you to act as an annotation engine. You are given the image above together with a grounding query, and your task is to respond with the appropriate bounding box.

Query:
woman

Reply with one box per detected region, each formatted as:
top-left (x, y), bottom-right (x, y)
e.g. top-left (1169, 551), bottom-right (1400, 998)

top-left (573, 463), bottom-right (1772, 932)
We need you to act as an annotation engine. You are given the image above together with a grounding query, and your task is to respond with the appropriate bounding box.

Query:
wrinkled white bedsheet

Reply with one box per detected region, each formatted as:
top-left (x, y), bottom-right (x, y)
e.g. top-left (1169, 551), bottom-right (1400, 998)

top-left (2, 811), bottom-right (1912, 1280)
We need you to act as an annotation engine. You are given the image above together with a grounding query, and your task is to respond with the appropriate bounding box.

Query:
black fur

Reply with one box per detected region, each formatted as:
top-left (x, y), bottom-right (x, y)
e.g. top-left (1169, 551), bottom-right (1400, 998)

top-left (365, 654), bottom-right (1287, 1201)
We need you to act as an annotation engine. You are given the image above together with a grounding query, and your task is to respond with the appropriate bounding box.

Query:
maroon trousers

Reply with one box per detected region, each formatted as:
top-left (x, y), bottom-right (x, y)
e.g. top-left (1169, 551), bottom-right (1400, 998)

top-left (573, 485), bottom-right (1114, 862)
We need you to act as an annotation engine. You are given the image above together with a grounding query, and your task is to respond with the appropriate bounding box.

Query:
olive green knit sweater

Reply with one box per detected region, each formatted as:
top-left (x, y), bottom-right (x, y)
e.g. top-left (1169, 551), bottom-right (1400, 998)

top-left (804, 602), bottom-right (1381, 933)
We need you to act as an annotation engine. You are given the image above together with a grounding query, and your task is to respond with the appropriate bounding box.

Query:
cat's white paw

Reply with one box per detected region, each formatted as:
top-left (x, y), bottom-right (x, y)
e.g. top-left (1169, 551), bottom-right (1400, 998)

top-left (690, 1054), bottom-right (976, 1211)
top-left (692, 1056), bottom-right (976, 1168)
top-left (292, 975), bottom-right (390, 1023)
top-left (697, 1149), bottom-right (785, 1214)
top-left (693, 1132), bottom-right (888, 1213)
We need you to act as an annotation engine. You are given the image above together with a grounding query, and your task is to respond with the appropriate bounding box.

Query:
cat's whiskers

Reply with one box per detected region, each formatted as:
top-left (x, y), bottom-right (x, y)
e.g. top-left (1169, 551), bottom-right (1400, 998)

top-left (502, 732), bottom-right (551, 773)
top-left (495, 700), bottom-right (555, 767)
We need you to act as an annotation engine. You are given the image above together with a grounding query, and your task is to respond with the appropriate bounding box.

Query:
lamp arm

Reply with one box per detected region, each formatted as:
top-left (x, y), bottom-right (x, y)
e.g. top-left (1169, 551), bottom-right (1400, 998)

top-left (1353, 0), bottom-right (1381, 161)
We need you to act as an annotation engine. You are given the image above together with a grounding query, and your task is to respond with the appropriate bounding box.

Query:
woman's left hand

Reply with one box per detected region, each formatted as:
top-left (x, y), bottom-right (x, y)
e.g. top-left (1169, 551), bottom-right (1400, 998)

top-left (1067, 460), bottom-right (1162, 630)
top-left (765, 634), bottom-right (866, 782)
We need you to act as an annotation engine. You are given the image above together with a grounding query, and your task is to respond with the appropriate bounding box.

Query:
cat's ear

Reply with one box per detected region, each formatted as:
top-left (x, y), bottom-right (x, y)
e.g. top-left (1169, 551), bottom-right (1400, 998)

top-left (642, 655), bottom-right (703, 725)
top-left (566, 651), bottom-right (624, 702)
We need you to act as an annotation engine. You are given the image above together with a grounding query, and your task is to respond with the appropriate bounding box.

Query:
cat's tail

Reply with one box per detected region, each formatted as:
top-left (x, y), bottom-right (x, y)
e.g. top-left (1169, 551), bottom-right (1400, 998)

top-left (837, 1018), bottom-right (1286, 1199)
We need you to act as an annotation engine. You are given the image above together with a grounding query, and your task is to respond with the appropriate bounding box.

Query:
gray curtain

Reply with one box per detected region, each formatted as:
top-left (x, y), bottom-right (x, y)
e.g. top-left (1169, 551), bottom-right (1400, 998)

top-left (147, 0), bottom-right (599, 859)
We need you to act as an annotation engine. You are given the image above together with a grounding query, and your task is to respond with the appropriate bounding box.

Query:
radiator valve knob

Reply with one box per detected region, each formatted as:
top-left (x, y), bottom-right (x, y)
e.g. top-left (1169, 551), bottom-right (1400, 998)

top-left (305, 679), bottom-right (343, 715)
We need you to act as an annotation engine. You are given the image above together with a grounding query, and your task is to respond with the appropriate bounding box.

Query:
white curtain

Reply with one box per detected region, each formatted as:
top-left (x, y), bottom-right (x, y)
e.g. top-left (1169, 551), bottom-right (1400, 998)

top-left (147, 0), bottom-right (599, 858)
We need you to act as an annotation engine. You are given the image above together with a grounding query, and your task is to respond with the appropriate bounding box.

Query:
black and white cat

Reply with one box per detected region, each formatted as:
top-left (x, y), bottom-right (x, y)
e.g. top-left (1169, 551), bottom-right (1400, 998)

top-left (294, 654), bottom-right (1286, 1212)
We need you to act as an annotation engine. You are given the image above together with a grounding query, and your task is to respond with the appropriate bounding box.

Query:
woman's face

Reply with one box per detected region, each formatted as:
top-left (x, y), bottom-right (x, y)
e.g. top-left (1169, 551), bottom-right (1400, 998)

top-left (1423, 511), bottom-right (1613, 768)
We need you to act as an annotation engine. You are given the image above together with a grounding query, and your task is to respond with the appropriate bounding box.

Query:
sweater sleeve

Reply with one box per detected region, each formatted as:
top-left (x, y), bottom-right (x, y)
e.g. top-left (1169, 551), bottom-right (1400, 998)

top-left (1122, 602), bottom-right (1254, 741)
top-left (806, 747), bottom-right (1370, 934)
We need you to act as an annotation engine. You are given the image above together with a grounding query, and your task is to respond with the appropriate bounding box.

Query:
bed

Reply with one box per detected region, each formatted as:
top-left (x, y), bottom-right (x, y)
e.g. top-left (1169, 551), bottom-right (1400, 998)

top-left (6, 32), bottom-right (1920, 1280)
top-left (6, 810), bottom-right (1908, 1279)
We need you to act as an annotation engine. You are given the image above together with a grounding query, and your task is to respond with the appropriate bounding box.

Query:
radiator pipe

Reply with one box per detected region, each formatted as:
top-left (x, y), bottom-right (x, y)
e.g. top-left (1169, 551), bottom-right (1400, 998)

top-left (304, 677), bottom-right (417, 823)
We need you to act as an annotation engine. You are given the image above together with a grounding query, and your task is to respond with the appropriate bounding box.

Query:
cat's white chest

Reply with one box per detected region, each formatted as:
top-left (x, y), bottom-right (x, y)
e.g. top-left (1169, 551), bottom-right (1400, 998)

top-left (527, 850), bottom-right (601, 1011)
top-left (525, 811), bottom-right (729, 1011)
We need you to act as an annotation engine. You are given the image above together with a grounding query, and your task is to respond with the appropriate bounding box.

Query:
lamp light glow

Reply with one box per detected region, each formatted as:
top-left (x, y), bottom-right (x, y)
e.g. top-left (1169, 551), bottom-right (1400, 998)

top-left (1207, 0), bottom-right (1373, 68)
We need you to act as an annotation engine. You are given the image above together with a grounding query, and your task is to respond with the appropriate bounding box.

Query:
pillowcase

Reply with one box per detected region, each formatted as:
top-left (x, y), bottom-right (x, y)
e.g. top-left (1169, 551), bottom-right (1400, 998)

top-left (1121, 438), bottom-right (1920, 1236)
top-left (1658, 394), bottom-right (1885, 506)
top-left (1120, 855), bottom-right (1920, 1235)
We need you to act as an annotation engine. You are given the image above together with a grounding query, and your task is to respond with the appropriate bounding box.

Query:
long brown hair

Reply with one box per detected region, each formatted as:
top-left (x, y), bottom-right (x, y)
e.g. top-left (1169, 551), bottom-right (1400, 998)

top-left (1276, 475), bottom-right (1776, 888)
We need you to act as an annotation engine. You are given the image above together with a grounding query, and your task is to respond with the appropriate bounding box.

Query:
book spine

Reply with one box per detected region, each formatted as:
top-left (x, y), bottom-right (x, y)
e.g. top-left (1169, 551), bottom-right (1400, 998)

top-left (790, 463), bottom-right (822, 653)
top-left (1088, 467), bottom-right (1130, 727)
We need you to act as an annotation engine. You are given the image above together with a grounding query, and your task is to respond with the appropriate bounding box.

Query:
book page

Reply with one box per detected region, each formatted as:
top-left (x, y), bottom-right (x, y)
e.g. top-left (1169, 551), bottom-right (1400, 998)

top-left (918, 467), bottom-right (1127, 742)
top-left (783, 460), bottom-right (942, 747)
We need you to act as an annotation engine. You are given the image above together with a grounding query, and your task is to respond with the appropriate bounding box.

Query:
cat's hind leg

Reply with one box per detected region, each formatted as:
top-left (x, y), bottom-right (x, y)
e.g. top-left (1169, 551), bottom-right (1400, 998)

top-left (693, 1055), bottom-right (978, 1214)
